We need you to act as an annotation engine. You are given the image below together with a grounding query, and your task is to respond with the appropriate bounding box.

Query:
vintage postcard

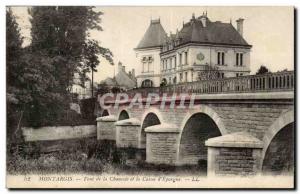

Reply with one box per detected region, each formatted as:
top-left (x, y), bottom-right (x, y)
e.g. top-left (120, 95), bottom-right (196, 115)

top-left (6, 6), bottom-right (295, 189)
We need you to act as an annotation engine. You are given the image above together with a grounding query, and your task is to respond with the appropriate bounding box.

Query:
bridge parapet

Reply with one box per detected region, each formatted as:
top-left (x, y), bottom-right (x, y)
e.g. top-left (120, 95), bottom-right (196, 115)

top-left (125, 71), bottom-right (294, 97)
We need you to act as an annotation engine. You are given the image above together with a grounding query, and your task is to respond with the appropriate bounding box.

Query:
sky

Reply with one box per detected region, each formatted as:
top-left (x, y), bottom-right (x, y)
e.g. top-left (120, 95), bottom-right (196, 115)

top-left (11, 6), bottom-right (294, 83)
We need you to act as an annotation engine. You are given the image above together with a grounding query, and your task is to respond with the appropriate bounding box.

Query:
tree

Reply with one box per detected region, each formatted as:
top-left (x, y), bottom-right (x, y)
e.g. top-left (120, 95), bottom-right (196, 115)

top-left (6, 8), bottom-right (24, 105)
top-left (6, 8), bottom-right (24, 137)
top-left (256, 65), bottom-right (270, 75)
top-left (7, 7), bottom-right (114, 127)
top-left (82, 39), bottom-right (114, 97)
top-left (29, 6), bottom-right (106, 92)
top-left (6, 6), bottom-right (112, 127)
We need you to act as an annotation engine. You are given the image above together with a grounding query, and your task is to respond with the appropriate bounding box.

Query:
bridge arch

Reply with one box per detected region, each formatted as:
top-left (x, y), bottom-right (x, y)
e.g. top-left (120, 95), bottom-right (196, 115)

top-left (100, 109), bottom-right (110, 117)
top-left (176, 105), bottom-right (226, 168)
top-left (139, 108), bottom-right (164, 149)
top-left (261, 110), bottom-right (294, 174)
top-left (117, 109), bottom-right (130, 121)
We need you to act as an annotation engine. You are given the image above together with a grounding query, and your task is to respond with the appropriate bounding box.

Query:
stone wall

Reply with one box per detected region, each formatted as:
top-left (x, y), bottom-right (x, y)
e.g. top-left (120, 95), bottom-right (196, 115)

top-left (206, 132), bottom-right (263, 176)
top-left (96, 116), bottom-right (117, 141)
top-left (211, 103), bottom-right (293, 139)
top-left (115, 118), bottom-right (141, 148)
top-left (146, 132), bottom-right (179, 165)
top-left (22, 125), bottom-right (96, 142)
top-left (145, 124), bottom-right (180, 165)
top-left (213, 148), bottom-right (260, 176)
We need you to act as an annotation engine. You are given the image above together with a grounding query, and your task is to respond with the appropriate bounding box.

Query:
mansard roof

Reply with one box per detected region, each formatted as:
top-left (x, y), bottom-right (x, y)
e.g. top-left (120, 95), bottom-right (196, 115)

top-left (176, 16), bottom-right (251, 47)
top-left (136, 19), bottom-right (167, 49)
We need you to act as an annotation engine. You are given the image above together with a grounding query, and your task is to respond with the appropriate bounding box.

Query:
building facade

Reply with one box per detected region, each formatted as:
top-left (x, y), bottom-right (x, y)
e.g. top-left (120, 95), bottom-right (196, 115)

top-left (135, 13), bottom-right (252, 87)
top-left (100, 62), bottom-right (137, 90)
top-left (71, 75), bottom-right (92, 100)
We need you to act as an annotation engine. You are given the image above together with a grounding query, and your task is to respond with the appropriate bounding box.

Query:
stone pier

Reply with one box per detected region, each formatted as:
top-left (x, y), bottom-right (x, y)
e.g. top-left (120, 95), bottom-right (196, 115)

top-left (96, 115), bottom-right (117, 141)
top-left (205, 132), bottom-right (263, 176)
top-left (145, 123), bottom-right (180, 165)
top-left (115, 118), bottom-right (141, 148)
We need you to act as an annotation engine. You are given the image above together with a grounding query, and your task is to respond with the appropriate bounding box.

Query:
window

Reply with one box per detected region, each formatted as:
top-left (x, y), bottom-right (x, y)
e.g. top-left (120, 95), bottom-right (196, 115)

top-left (222, 52), bottom-right (224, 65)
top-left (240, 53), bottom-right (243, 66)
top-left (179, 53), bottom-right (182, 65)
top-left (217, 51), bottom-right (225, 65)
top-left (165, 59), bottom-right (167, 70)
top-left (185, 51), bottom-right (188, 64)
top-left (180, 73), bottom-right (183, 82)
top-left (165, 59), bottom-right (167, 69)
top-left (142, 55), bottom-right (153, 72)
top-left (185, 72), bottom-right (188, 82)
top-left (143, 62), bottom-right (147, 72)
top-left (236, 73), bottom-right (239, 77)
top-left (169, 77), bottom-right (171, 85)
top-left (236, 53), bottom-right (244, 66)
top-left (174, 56), bottom-right (177, 68)
top-left (148, 61), bottom-right (153, 72)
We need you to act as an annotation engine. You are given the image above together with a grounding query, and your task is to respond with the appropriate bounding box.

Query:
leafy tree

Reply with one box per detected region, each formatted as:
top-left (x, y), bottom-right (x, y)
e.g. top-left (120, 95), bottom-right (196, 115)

top-left (82, 39), bottom-right (114, 97)
top-left (256, 65), bottom-right (270, 75)
top-left (29, 6), bottom-right (106, 93)
top-left (6, 8), bottom-right (25, 138)
top-left (6, 8), bottom-right (23, 105)
top-left (6, 6), bottom-right (113, 128)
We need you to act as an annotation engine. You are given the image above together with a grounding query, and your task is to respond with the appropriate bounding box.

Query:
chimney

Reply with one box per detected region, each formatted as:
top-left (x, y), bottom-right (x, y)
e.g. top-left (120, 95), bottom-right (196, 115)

top-left (236, 18), bottom-right (244, 37)
top-left (132, 69), bottom-right (135, 77)
top-left (128, 71), bottom-right (132, 78)
top-left (118, 61), bottom-right (123, 72)
top-left (200, 12), bottom-right (207, 27)
top-left (200, 17), bottom-right (207, 27)
top-left (122, 66), bottom-right (125, 72)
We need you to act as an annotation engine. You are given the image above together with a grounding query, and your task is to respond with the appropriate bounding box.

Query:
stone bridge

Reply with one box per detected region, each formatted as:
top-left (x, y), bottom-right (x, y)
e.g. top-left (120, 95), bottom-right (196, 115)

top-left (96, 71), bottom-right (294, 176)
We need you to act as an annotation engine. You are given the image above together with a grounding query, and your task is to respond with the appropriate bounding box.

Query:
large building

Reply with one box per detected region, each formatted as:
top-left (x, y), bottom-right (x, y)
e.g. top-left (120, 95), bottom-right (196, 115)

top-left (135, 13), bottom-right (252, 88)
